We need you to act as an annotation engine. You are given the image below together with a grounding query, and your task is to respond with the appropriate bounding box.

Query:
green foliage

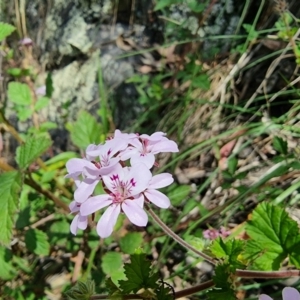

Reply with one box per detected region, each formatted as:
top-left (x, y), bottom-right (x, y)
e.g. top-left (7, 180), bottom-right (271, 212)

top-left (8, 82), bottom-right (32, 105)
top-left (119, 233), bottom-right (143, 254)
top-left (273, 136), bottom-right (288, 155)
top-left (25, 228), bottom-right (50, 256)
top-left (102, 252), bottom-right (126, 285)
top-left (0, 171), bottom-right (22, 245)
top-left (65, 280), bottom-right (95, 300)
top-left (15, 134), bottom-right (52, 169)
top-left (0, 247), bottom-right (17, 280)
top-left (207, 264), bottom-right (236, 300)
top-left (69, 111), bottom-right (102, 149)
top-left (210, 238), bottom-right (245, 270)
top-left (0, 22), bottom-right (15, 41)
top-left (154, 0), bottom-right (181, 11)
top-left (119, 253), bottom-right (160, 293)
top-left (245, 202), bottom-right (300, 270)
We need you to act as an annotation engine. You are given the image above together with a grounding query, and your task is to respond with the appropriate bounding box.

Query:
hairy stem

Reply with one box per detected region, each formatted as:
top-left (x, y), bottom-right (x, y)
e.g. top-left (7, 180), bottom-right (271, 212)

top-left (90, 279), bottom-right (215, 299)
top-left (145, 204), bottom-right (216, 265)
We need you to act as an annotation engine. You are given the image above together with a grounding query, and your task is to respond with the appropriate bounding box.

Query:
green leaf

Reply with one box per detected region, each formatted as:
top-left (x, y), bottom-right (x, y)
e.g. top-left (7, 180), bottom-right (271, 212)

top-left (65, 280), bottom-right (95, 300)
top-left (17, 107), bottom-right (33, 121)
top-left (7, 82), bottom-right (32, 105)
top-left (46, 72), bottom-right (54, 97)
top-left (154, 0), bottom-right (181, 11)
top-left (207, 264), bottom-right (236, 300)
top-left (227, 156), bottom-right (238, 175)
top-left (192, 74), bottom-right (211, 90)
top-left (102, 252), bottom-right (123, 275)
top-left (0, 171), bottom-right (21, 245)
top-left (119, 253), bottom-right (159, 293)
top-left (210, 238), bottom-right (245, 270)
top-left (273, 136), bottom-right (288, 155)
top-left (120, 233), bottom-right (143, 254)
top-left (0, 22), bottom-right (15, 41)
top-left (34, 97), bottom-right (50, 111)
top-left (25, 228), bottom-right (50, 256)
top-left (70, 111), bottom-right (102, 149)
top-left (0, 247), bottom-right (17, 280)
top-left (245, 202), bottom-right (300, 270)
top-left (15, 134), bottom-right (52, 169)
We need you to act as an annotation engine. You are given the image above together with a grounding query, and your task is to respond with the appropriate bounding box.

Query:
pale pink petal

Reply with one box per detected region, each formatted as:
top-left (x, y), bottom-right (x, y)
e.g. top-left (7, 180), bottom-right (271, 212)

top-left (74, 179), bottom-right (99, 203)
top-left (122, 200), bottom-right (148, 226)
top-left (119, 146), bottom-right (139, 161)
top-left (259, 295), bottom-right (273, 300)
top-left (77, 214), bottom-right (88, 230)
top-left (144, 189), bottom-right (170, 208)
top-left (80, 195), bottom-right (112, 216)
top-left (131, 153), bottom-right (155, 169)
top-left (126, 164), bottom-right (152, 194)
top-left (97, 205), bottom-right (120, 238)
top-left (149, 173), bottom-right (173, 189)
top-left (151, 140), bottom-right (179, 153)
top-left (66, 158), bottom-right (93, 176)
top-left (70, 214), bottom-right (79, 235)
top-left (282, 287), bottom-right (300, 300)
top-left (69, 201), bottom-right (80, 213)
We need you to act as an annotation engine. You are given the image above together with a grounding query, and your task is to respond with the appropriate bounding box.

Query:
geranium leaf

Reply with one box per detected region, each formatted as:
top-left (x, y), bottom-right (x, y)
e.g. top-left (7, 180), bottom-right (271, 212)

top-left (245, 202), bottom-right (300, 270)
top-left (119, 253), bottom-right (159, 293)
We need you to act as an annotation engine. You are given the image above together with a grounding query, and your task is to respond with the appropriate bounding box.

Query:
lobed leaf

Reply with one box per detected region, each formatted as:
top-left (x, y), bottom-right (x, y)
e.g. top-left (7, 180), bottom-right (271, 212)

top-left (7, 82), bottom-right (32, 105)
top-left (70, 111), bottom-right (102, 149)
top-left (119, 253), bottom-right (159, 293)
top-left (15, 134), bottom-right (52, 169)
top-left (0, 171), bottom-right (22, 245)
top-left (0, 22), bottom-right (15, 41)
top-left (245, 202), bottom-right (300, 270)
top-left (0, 247), bottom-right (17, 280)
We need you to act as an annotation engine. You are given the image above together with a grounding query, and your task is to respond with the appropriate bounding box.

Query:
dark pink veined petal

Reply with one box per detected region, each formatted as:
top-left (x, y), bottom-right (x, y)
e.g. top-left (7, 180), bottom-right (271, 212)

top-left (144, 189), bottom-right (171, 208)
top-left (122, 200), bottom-right (148, 227)
top-left (102, 164), bottom-right (125, 193)
top-left (130, 153), bottom-right (155, 169)
top-left (97, 204), bottom-right (121, 238)
top-left (126, 164), bottom-right (152, 195)
top-left (259, 295), bottom-right (273, 300)
top-left (282, 287), bottom-right (300, 300)
top-left (149, 173), bottom-right (173, 189)
top-left (80, 195), bottom-right (112, 216)
top-left (74, 179), bottom-right (99, 203)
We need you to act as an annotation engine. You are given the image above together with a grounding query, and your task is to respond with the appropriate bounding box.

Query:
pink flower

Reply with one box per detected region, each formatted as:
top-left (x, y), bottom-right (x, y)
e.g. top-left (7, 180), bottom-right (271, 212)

top-left (120, 132), bottom-right (179, 168)
top-left (19, 37), bottom-right (33, 46)
top-left (143, 173), bottom-right (173, 208)
top-left (259, 287), bottom-right (300, 300)
top-left (66, 139), bottom-right (127, 203)
top-left (203, 228), bottom-right (220, 240)
top-left (69, 200), bottom-right (88, 235)
top-left (80, 163), bottom-right (152, 238)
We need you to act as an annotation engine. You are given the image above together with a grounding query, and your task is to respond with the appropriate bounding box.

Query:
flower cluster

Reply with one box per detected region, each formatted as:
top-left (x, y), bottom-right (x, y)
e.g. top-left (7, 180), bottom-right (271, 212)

top-left (259, 287), bottom-right (300, 300)
top-left (66, 130), bottom-right (179, 238)
top-left (203, 226), bottom-right (231, 240)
